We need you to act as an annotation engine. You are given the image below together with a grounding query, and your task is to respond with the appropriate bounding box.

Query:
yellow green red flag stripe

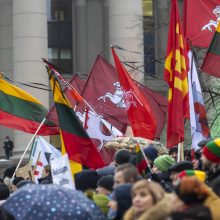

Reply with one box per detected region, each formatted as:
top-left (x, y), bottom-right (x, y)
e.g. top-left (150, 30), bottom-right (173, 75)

top-left (48, 69), bottom-right (105, 169)
top-left (0, 76), bottom-right (59, 135)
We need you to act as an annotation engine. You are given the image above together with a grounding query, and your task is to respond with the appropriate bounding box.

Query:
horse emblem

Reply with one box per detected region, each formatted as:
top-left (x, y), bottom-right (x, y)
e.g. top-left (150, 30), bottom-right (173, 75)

top-left (202, 5), bottom-right (220, 32)
top-left (98, 82), bottom-right (126, 108)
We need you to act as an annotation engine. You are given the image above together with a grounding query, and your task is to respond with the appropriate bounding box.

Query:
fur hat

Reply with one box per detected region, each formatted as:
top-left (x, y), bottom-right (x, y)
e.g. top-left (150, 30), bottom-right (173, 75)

top-left (154, 155), bottom-right (175, 172)
top-left (168, 161), bottom-right (193, 173)
top-left (203, 138), bottom-right (220, 163)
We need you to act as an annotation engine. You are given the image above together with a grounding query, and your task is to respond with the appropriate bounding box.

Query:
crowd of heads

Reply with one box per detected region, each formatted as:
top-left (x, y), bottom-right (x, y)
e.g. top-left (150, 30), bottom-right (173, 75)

top-left (0, 138), bottom-right (220, 219)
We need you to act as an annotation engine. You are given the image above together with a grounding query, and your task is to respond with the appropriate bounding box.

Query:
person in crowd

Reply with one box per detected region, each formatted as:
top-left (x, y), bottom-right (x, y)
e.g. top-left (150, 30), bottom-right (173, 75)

top-left (75, 170), bottom-right (100, 192)
top-left (201, 138), bottom-right (220, 196)
top-left (192, 149), bottom-right (203, 170)
top-left (172, 176), bottom-right (220, 220)
top-left (113, 163), bottom-right (139, 189)
top-left (150, 155), bottom-right (175, 192)
top-left (107, 183), bottom-right (132, 220)
top-left (85, 190), bottom-right (110, 215)
top-left (0, 184), bottom-right (10, 206)
top-left (96, 175), bottom-right (114, 197)
top-left (3, 136), bottom-right (14, 159)
top-left (177, 170), bottom-right (207, 183)
top-left (96, 149), bottom-right (131, 177)
top-left (11, 177), bottom-right (25, 192)
top-left (143, 144), bottom-right (158, 168)
top-left (168, 146), bottom-right (178, 162)
top-left (168, 160), bottom-right (193, 185)
top-left (38, 165), bottom-right (52, 184)
top-left (124, 179), bottom-right (182, 220)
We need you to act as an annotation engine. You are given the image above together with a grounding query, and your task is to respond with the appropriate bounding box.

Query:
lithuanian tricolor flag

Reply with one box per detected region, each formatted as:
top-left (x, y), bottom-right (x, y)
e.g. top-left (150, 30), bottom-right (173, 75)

top-left (48, 68), bottom-right (105, 170)
top-left (0, 75), bottom-right (59, 135)
top-left (135, 143), bottom-right (151, 176)
top-left (202, 22), bottom-right (220, 78)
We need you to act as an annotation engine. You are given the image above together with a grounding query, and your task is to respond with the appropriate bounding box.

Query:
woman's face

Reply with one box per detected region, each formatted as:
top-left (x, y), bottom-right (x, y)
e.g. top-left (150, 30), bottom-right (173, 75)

top-left (132, 188), bottom-right (154, 214)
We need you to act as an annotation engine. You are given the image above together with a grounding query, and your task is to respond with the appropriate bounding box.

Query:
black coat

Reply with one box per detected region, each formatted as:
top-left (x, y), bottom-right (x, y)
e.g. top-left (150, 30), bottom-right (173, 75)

top-left (206, 167), bottom-right (220, 197)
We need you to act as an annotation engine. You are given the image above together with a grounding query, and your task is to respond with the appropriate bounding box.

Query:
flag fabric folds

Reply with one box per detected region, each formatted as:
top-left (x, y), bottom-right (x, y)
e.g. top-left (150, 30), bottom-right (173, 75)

top-left (48, 68), bottom-right (105, 169)
top-left (188, 51), bottom-right (210, 150)
top-left (0, 75), bottom-right (59, 135)
top-left (164, 0), bottom-right (189, 148)
top-left (202, 22), bottom-right (220, 78)
top-left (112, 47), bottom-right (156, 140)
top-left (76, 55), bottom-right (167, 139)
top-left (135, 143), bottom-right (150, 176)
top-left (183, 0), bottom-right (219, 48)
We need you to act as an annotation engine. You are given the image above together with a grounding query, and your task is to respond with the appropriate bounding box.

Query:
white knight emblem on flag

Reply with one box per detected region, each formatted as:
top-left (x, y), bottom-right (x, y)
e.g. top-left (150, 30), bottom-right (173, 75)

top-left (202, 5), bottom-right (220, 32)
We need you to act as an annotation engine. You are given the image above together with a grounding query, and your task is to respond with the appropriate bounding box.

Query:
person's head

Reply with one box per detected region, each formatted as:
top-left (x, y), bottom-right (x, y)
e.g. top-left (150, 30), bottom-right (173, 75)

top-left (114, 149), bottom-right (130, 166)
top-left (12, 177), bottom-right (25, 192)
top-left (5, 136), bottom-right (9, 141)
top-left (143, 145), bottom-right (158, 167)
top-left (96, 175), bottom-right (114, 196)
top-left (42, 165), bottom-right (51, 178)
top-left (0, 184), bottom-right (10, 201)
top-left (192, 149), bottom-right (202, 170)
top-left (131, 180), bottom-right (165, 215)
top-left (175, 176), bottom-right (209, 205)
top-left (114, 163), bottom-right (139, 188)
top-left (201, 138), bottom-right (220, 171)
top-left (153, 155), bottom-right (175, 173)
top-left (108, 184), bottom-right (132, 220)
top-left (168, 161), bottom-right (193, 185)
top-left (168, 146), bottom-right (178, 161)
top-left (177, 170), bottom-right (206, 183)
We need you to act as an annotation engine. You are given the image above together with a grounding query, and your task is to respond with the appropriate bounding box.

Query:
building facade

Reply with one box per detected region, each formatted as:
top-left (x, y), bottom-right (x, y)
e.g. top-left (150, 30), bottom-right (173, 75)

top-left (0, 0), bottom-right (172, 159)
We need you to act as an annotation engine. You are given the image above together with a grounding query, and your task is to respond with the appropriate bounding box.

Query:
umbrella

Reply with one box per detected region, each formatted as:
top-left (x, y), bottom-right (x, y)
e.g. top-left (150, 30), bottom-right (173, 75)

top-left (3, 184), bottom-right (106, 220)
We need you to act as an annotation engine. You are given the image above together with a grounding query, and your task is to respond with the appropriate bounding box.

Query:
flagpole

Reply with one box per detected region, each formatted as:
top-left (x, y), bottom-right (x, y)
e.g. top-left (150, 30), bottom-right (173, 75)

top-left (138, 141), bottom-right (152, 173)
top-left (12, 118), bottom-right (47, 179)
top-left (44, 61), bottom-right (117, 139)
top-left (177, 142), bottom-right (184, 162)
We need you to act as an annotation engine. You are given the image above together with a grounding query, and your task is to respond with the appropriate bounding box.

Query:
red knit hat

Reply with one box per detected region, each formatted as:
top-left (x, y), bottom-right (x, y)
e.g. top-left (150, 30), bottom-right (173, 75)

top-left (203, 138), bottom-right (220, 163)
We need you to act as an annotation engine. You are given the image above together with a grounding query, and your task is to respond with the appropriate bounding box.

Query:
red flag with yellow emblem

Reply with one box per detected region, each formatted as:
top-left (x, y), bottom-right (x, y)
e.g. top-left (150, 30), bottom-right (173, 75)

top-left (164, 0), bottom-right (189, 148)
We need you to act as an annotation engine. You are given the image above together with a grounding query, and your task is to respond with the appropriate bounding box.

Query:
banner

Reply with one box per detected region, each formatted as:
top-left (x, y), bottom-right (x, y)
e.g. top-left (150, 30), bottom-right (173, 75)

top-left (184, 0), bottom-right (220, 48)
top-left (51, 154), bottom-right (75, 190)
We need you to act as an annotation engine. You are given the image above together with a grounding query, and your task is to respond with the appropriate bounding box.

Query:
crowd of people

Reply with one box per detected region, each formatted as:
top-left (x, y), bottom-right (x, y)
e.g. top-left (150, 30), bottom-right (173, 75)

top-left (0, 138), bottom-right (220, 220)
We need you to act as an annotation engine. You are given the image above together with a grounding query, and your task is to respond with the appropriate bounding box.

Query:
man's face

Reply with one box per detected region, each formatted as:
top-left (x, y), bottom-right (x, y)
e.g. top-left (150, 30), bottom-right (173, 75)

top-left (201, 154), bottom-right (211, 171)
top-left (170, 152), bottom-right (178, 161)
top-left (96, 186), bottom-right (111, 196)
top-left (113, 171), bottom-right (125, 189)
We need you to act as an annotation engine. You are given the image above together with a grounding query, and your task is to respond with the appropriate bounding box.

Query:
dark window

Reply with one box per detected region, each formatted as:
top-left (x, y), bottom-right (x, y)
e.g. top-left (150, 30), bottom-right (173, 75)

top-left (143, 0), bottom-right (155, 76)
top-left (47, 0), bottom-right (72, 74)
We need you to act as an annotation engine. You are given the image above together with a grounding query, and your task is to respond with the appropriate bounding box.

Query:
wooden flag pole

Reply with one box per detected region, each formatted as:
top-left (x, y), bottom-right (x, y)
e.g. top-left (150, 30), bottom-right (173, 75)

top-left (12, 118), bottom-right (46, 179)
top-left (177, 142), bottom-right (184, 162)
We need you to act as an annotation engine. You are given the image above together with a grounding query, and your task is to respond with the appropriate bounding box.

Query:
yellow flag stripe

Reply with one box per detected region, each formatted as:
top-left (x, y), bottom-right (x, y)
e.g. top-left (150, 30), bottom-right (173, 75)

top-left (0, 78), bottom-right (42, 104)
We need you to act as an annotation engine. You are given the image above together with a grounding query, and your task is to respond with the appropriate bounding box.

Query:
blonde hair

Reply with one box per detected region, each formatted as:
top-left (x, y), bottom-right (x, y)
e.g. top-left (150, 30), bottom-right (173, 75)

top-left (131, 180), bottom-right (165, 205)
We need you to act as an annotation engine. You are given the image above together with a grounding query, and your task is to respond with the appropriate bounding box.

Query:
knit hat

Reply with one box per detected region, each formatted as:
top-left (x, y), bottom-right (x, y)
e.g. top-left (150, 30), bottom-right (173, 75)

top-left (97, 175), bottom-right (114, 192)
top-left (168, 161), bottom-right (193, 173)
top-left (154, 155), bottom-right (175, 172)
top-left (178, 170), bottom-right (206, 182)
top-left (143, 146), bottom-right (158, 161)
top-left (203, 138), bottom-right (220, 163)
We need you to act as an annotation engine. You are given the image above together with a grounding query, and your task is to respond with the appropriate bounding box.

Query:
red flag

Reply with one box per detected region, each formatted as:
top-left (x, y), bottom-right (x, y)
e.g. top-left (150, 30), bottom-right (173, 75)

top-left (77, 55), bottom-right (167, 139)
top-left (112, 47), bottom-right (156, 140)
top-left (183, 0), bottom-right (220, 48)
top-left (201, 22), bottom-right (220, 78)
top-left (164, 0), bottom-right (189, 148)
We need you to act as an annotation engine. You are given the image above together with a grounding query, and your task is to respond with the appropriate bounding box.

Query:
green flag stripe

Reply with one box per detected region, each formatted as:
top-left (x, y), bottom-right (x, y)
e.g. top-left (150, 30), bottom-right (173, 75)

top-left (0, 91), bottom-right (47, 122)
top-left (209, 32), bottom-right (220, 56)
top-left (206, 142), bottom-right (220, 157)
top-left (55, 102), bottom-right (88, 138)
